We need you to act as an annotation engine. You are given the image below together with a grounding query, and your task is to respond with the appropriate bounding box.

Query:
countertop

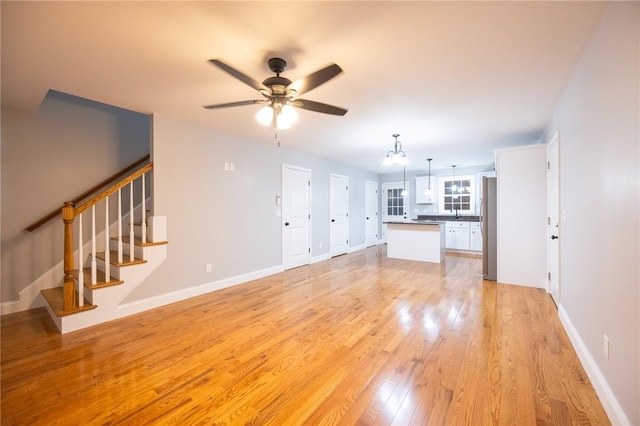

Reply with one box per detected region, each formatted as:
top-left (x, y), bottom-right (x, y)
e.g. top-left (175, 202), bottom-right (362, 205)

top-left (416, 215), bottom-right (480, 222)
top-left (383, 220), bottom-right (445, 225)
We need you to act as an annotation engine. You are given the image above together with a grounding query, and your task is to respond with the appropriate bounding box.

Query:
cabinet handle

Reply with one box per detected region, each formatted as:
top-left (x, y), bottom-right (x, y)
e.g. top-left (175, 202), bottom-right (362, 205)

top-left (551, 235), bottom-right (558, 240)
top-left (331, 219), bottom-right (336, 222)
top-left (285, 222), bottom-right (290, 226)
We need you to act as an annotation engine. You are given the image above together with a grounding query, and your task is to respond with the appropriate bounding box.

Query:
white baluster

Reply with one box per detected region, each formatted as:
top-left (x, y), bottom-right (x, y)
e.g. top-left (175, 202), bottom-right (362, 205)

top-left (141, 173), bottom-right (147, 244)
top-left (91, 206), bottom-right (97, 285)
top-left (104, 197), bottom-right (111, 282)
top-left (78, 213), bottom-right (84, 307)
top-left (129, 181), bottom-right (135, 261)
top-left (118, 188), bottom-right (123, 264)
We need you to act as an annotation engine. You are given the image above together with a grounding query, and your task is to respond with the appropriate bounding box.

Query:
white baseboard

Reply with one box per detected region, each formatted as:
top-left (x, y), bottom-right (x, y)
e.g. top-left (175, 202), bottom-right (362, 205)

top-left (311, 253), bottom-right (331, 264)
top-left (116, 264), bottom-right (284, 317)
top-left (348, 243), bottom-right (366, 253)
top-left (558, 304), bottom-right (630, 426)
top-left (1, 264), bottom-right (62, 315)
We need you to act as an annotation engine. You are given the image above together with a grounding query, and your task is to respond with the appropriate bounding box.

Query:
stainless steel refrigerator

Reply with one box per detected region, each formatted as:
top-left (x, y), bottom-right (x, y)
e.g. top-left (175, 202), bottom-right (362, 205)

top-left (482, 177), bottom-right (497, 280)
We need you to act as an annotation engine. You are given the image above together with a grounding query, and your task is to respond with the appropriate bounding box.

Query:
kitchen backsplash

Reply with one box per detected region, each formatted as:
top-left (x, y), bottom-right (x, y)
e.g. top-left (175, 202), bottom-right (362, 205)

top-left (416, 214), bottom-right (481, 222)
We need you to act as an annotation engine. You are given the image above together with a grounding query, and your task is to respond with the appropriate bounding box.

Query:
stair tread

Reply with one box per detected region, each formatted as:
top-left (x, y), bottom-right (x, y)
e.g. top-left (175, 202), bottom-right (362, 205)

top-left (110, 236), bottom-right (169, 247)
top-left (72, 269), bottom-right (124, 290)
top-left (42, 288), bottom-right (97, 317)
top-left (96, 251), bottom-right (147, 267)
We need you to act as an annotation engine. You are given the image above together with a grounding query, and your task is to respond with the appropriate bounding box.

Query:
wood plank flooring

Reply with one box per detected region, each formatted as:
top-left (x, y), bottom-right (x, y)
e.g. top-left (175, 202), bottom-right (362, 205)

top-left (1, 246), bottom-right (609, 425)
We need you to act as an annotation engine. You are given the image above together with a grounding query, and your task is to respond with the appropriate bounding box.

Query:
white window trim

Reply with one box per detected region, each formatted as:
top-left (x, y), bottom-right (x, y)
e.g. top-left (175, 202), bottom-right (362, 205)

top-left (438, 174), bottom-right (476, 215)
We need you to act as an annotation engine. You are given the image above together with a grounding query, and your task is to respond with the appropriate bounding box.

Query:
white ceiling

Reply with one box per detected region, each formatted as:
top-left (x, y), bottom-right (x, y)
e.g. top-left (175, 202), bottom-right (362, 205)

top-left (1, 1), bottom-right (607, 174)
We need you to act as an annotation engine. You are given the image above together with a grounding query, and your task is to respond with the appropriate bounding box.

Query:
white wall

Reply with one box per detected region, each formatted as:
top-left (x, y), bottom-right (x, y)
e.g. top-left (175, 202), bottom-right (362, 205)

top-left (124, 114), bottom-right (378, 302)
top-left (546, 2), bottom-right (639, 424)
top-left (1, 90), bottom-right (150, 302)
top-left (495, 144), bottom-right (547, 288)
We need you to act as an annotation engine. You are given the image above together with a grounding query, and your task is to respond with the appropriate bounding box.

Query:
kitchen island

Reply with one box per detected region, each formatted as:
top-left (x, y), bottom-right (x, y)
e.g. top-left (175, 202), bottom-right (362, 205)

top-left (384, 221), bottom-right (446, 263)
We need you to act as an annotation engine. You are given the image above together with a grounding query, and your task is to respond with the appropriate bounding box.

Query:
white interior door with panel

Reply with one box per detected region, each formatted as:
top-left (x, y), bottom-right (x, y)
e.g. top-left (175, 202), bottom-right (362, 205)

top-left (330, 174), bottom-right (349, 257)
top-left (365, 180), bottom-right (378, 247)
top-left (282, 165), bottom-right (311, 270)
top-left (381, 182), bottom-right (408, 243)
top-left (547, 132), bottom-right (560, 304)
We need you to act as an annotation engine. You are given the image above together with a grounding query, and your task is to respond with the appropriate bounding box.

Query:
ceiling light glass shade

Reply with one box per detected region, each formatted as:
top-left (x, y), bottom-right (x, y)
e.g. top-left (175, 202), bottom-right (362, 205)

top-left (256, 105), bottom-right (273, 126)
top-left (401, 189), bottom-right (408, 197)
top-left (277, 105), bottom-right (298, 129)
top-left (256, 104), bottom-right (299, 129)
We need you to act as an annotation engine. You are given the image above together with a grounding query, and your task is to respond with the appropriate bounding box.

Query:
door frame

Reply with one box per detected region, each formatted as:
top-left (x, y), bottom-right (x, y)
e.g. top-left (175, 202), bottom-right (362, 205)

top-left (547, 132), bottom-right (560, 304)
top-left (282, 163), bottom-right (311, 269)
top-left (381, 181), bottom-right (409, 243)
top-left (329, 173), bottom-right (349, 257)
top-left (365, 180), bottom-right (379, 247)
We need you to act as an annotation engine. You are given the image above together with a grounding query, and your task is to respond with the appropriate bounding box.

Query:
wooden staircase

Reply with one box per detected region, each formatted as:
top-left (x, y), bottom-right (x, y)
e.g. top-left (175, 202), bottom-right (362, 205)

top-left (38, 161), bottom-right (169, 333)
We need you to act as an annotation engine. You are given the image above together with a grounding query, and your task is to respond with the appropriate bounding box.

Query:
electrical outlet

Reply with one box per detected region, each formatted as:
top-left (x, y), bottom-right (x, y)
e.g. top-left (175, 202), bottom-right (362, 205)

top-left (603, 335), bottom-right (610, 360)
top-left (206, 263), bottom-right (212, 273)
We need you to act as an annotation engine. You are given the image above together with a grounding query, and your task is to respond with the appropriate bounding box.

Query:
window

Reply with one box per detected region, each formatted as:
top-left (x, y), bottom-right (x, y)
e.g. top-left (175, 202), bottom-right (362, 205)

top-left (386, 188), bottom-right (404, 216)
top-left (438, 174), bottom-right (475, 214)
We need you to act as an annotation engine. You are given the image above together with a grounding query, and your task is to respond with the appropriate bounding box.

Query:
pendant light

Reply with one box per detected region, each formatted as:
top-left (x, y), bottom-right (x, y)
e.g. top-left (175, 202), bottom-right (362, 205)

top-left (401, 164), bottom-right (408, 197)
top-left (451, 164), bottom-right (457, 197)
top-left (426, 158), bottom-right (433, 192)
top-left (382, 134), bottom-right (409, 165)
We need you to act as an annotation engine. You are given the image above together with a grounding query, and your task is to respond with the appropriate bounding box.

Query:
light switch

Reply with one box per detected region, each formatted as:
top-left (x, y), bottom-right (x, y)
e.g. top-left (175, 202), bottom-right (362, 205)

top-left (224, 162), bottom-right (229, 171)
top-left (230, 163), bottom-right (235, 172)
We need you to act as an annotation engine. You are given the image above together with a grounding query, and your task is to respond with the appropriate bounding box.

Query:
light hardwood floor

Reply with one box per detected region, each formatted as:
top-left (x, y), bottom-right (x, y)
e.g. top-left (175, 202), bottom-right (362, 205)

top-left (1, 246), bottom-right (609, 425)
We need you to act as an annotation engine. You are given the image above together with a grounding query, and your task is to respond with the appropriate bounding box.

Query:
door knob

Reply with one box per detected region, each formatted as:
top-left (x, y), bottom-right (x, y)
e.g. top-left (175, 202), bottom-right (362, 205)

top-left (551, 235), bottom-right (558, 240)
top-left (284, 222), bottom-right (290, 226)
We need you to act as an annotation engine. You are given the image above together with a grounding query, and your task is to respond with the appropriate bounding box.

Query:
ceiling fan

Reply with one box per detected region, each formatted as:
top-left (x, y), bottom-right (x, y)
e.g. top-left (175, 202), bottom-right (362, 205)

top-left (204, 57), bottom-right (348, 129)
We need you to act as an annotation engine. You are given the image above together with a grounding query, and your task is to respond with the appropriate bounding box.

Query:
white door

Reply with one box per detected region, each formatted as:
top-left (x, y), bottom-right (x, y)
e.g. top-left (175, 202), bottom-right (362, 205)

top-left (547, 133), bottom-right (560, 304)
top-left (365, 180), bottom-right (378, 247)
top-left (381, 182), bottom-right (408, 242)
top-left (282, 165), bottom-right (311, 270)
top-left (330, 173), bottom-right (349, 257)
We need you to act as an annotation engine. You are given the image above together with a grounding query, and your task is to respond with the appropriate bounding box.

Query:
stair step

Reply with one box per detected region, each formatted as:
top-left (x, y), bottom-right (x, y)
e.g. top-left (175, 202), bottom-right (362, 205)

top-left (96, 251), bottom-right (147, 267)
top-left (110, 236), bottom-right (169, 247)
top-left (42, 288), bottom-right (97, 317)
top-left (72, 269), bottom-right (124, 290)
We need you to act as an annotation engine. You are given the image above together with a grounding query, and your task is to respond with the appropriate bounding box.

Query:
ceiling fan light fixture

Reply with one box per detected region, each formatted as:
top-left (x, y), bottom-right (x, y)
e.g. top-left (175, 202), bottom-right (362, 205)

top-left (256, 105), bottom-right (273, 126)
top-left (278, 104), bottom-right (298, 128)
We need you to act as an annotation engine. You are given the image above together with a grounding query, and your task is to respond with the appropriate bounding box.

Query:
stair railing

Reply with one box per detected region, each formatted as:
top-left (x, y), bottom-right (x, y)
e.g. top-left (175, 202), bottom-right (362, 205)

top-left (61, 163), bottom-right (153, 312)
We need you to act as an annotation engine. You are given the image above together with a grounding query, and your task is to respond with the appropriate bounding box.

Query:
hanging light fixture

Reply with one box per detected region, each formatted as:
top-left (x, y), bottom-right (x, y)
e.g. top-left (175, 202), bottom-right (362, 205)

top-left (451, 164), bottom-right (458, 197)
top-left (382, 134), bottom-right (409, 165)
top-left (256, 102), bottom-right (299, 130)
top-left (426, 158), bottom-right (433, 192)
top-left (401, 164), bottom-right (408, 197)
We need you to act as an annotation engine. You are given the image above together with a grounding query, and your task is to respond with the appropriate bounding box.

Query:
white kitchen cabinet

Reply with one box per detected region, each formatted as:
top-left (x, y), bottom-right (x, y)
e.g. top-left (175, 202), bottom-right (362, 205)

top-left (415, 176), bottom-right (436, 204)
top-left (470, 222), bottom-right (482, 251)
top-left (445, 221), bottom-right (470, 250)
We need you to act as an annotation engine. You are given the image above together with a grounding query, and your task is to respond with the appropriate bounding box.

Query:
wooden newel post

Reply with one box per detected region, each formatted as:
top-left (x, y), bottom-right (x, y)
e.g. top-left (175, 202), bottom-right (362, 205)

top-left (62, 201), bottom-right (76, 311)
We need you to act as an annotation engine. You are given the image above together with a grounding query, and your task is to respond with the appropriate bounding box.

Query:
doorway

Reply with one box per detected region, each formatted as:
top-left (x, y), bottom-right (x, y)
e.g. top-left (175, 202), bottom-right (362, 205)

top-left (330, 173), bottom-right (349, 257)
top-left (381, 181), bottom-right (408, 242)
top-left (282, 164), bottom-right (311, 270)
top-left (365, 180), bottom-right (378, 247)
top-left (547, 132), bottom-right (560, 305)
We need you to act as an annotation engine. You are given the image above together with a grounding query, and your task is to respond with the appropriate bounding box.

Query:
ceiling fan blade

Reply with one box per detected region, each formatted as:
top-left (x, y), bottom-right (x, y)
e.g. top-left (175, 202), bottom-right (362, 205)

top-left (208, 59), bottom-right (269, 92)
top-left (288, 64), bottom-right (343, 96)
top-left (203, 99), bottom-right (267, 110)
top-left (292, 99), bottom-right (348, 116)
